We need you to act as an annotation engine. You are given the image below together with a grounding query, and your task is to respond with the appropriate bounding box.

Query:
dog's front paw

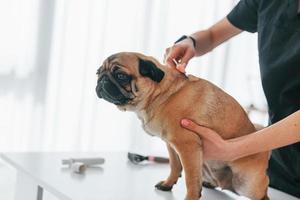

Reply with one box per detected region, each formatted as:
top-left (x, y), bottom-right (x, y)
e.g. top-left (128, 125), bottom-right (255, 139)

top-left (202, 181), bottom-right (216, 189)
top-left (155, 180), bottom-right (175, 191)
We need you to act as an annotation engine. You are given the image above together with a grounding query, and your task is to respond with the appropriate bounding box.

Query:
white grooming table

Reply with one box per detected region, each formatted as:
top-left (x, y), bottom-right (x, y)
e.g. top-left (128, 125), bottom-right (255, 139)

top-left (1, 152), bottom-right (299, 200)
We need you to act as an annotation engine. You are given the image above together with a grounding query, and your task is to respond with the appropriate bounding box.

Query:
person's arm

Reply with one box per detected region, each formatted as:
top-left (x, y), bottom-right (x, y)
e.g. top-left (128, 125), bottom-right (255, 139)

top-left (180, 110), bottom-right (300, 161)
top-left (165, 17), bottom-right (242, 71)
top-left (190, 17), bottom-right (242, 57)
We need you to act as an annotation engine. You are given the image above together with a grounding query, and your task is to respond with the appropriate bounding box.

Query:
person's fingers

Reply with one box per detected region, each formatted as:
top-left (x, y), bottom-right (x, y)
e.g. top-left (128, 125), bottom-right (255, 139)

top-left (179, 50), bottom-right (194, 68)
top-left (165, 56), bottom-right (176, 68)
top-left (181, 119), bottom-right (220, 142)
top-left (163, 48), bottom-right (171, 64)
top-left (165, 46), bottom-right (183, 68)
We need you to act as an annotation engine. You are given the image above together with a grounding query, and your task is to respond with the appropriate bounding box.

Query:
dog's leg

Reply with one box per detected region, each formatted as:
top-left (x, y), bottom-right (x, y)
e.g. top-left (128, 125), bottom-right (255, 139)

top-left (260, 194), bottom-right (270, 200)
top-left (232, 168), bottom-right (269, 200)
top-left (155, 143), bottom-right (182, 191)
top-left (170, 132), bottom-right (203, 200)
top-left (230, 153), bottom-right (269, 200)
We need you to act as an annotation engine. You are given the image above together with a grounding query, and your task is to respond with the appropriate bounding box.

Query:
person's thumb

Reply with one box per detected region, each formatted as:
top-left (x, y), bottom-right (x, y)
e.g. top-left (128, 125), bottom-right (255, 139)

top-left (181, 119), bottom-right (219, 142)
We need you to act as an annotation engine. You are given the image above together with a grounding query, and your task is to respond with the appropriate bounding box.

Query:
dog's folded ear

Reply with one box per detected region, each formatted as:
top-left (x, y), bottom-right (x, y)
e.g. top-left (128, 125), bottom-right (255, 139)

top-left (139, 59), bottom-right (164, 83)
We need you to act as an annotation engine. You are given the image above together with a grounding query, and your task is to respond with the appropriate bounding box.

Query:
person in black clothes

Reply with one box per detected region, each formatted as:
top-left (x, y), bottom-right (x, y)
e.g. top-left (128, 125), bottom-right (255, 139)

top-left (165, 0), bottom-right (300, 197)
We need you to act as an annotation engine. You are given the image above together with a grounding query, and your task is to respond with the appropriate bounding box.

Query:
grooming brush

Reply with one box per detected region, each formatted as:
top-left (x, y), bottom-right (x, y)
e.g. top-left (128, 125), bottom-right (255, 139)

top-left (128, 152), bottom-right (169, 164)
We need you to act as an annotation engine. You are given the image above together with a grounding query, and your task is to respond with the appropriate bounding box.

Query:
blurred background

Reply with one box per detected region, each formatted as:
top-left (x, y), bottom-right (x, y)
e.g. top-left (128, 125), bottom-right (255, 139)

top-left (0, 0), bottom-right (268, 155)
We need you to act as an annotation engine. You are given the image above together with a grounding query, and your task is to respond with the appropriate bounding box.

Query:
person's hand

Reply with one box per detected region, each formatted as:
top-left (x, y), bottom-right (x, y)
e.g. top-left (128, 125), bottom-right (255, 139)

top-left (180, 119), bottom-right (238, 161)
top-left (164, 38), bottom-right (196, 73)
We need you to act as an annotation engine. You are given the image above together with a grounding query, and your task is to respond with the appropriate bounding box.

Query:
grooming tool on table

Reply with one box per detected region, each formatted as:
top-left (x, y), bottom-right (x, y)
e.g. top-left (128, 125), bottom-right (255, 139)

top-left (62, 157), bottom-right (105, 173)
top-left (128, 152), bottom-right (169, 164)
top-left (62, 157), bottom-right (105, 166)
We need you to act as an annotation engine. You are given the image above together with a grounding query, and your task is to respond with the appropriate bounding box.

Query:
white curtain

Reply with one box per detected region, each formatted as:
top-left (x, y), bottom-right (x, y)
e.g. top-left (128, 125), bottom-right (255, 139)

top-left (0, 0), bottom-right (267, 154)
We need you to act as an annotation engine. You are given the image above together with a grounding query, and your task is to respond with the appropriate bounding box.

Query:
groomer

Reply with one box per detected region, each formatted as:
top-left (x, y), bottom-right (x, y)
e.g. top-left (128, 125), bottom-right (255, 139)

top-left (165, 0), bottom-right (300, 197)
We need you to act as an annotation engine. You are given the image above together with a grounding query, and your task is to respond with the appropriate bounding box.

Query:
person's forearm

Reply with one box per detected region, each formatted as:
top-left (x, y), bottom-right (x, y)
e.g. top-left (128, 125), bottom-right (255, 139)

top-left (190, 30), bottom-right (214, 56)
top-left (232, 110), bottom-right (300, 160)
top-left (190, 18), bottom-right (242, 56)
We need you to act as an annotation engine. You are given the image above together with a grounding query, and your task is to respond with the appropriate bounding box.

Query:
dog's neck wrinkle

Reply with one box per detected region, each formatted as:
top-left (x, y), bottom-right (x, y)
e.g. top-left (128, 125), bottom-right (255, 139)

top-left (137, 72), bottom-right (187, 127)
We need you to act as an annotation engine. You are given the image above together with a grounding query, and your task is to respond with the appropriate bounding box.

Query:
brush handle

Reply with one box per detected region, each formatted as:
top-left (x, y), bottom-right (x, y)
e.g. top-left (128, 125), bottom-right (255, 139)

top-left (148, 156), bottom-right (169, 163)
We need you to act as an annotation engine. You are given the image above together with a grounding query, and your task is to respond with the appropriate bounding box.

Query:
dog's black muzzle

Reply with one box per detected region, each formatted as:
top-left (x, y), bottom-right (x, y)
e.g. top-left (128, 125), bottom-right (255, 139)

top-left (96, 74), bottom-right (131, 105)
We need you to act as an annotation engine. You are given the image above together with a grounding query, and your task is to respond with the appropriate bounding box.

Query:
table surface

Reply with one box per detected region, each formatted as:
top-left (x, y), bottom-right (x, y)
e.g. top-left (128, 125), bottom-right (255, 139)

top-left (1, 152), bottom-right (299, 200)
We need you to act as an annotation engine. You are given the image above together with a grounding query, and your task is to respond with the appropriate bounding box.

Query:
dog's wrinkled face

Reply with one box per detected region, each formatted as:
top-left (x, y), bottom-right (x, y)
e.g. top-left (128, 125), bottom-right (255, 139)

top-left (96, 52), bottom-right (165, 109)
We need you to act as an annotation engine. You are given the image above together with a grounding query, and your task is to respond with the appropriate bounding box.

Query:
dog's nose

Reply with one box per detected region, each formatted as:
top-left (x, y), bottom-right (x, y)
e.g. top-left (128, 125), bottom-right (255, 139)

top-left (96, 75), bottom-right (108, 99)
top-left (95, 75), bottom-right (130, 105)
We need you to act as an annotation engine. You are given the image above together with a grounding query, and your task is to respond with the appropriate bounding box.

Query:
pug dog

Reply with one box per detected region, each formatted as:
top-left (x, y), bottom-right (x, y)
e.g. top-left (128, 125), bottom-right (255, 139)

top-left (96, 52), bottom-right (270, 200)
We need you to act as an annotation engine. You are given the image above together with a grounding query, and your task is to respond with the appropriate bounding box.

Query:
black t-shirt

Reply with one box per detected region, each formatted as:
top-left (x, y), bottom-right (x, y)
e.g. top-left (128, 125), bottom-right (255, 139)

top-left (227, 0), bottom-right (300, 197)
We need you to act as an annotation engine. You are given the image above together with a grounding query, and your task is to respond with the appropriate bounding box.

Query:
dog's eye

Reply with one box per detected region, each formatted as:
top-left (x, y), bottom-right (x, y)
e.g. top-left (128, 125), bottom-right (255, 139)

top-left (117, 73), bottom-right (128, 80)
top-left (115, 73), bottom-right (131, 85)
